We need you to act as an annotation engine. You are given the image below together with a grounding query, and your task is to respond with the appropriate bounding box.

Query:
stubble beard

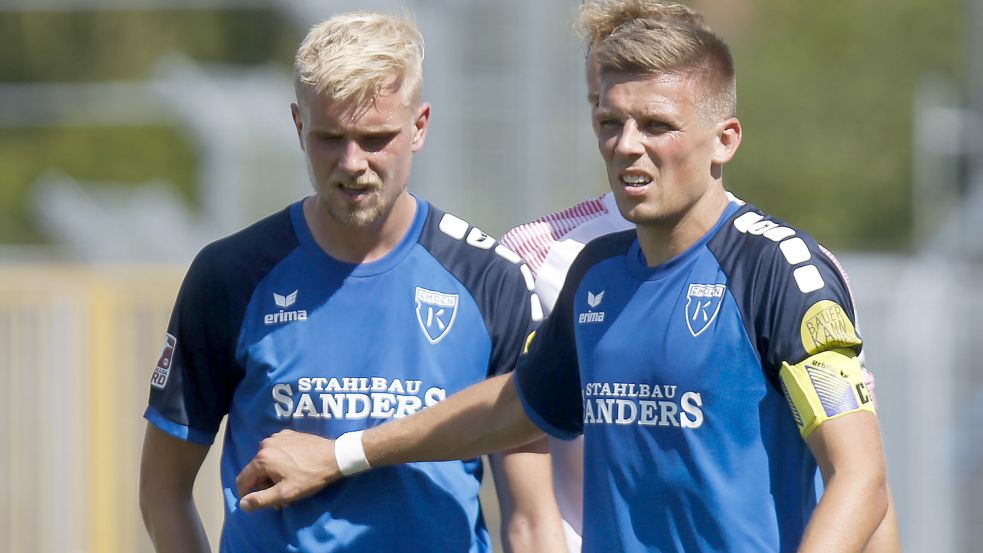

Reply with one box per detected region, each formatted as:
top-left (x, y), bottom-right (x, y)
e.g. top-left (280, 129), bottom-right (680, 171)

top-left (307, 165), bottom-right (394, 228)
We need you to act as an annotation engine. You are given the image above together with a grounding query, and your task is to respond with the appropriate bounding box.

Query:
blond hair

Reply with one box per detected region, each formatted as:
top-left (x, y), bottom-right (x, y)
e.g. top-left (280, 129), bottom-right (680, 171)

top-left (576, 0), bottom-right (710, 49)
top-left (590, 8), bottom-right (737, 121)
top-left (294, 11), bottom-right (424, 109)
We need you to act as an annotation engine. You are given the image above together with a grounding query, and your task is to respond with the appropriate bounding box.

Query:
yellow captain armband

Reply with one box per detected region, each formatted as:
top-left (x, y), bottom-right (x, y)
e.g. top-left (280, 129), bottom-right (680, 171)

top-left (778, 348), bottom-right (875, 439)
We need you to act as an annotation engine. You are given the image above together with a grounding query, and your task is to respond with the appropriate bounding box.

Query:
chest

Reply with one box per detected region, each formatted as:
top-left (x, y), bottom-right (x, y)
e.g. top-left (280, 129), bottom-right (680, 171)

top-left (573, 254), bottom-right (765, 400)
top-left (232, 253), bottom-right (494, 423)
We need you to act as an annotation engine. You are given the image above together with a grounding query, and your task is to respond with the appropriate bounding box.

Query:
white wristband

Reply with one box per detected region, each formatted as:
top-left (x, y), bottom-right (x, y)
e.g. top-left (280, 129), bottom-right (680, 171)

top-left (335, 430), bottom-right (371, 477)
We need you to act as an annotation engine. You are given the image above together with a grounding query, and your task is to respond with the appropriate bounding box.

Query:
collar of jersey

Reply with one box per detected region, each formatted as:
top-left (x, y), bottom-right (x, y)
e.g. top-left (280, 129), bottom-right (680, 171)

top-left (626, 200), bottom-right (741, 281)
top-left (289, 195), bottom-right (429, 277)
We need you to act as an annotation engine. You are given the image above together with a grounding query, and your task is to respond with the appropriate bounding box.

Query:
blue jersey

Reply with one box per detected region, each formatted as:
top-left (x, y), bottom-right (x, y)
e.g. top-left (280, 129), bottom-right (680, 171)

top-left (514, 200), bottom-right (864, 552)
top-left (145, 197), bottom-right (539, 553)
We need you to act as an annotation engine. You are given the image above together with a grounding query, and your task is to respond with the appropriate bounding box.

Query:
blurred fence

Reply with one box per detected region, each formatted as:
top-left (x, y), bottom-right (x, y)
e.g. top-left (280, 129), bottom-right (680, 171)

top-left (0, 265), bottom-right (224, 553)
top-left (0, 257), bottom-right (977, 552)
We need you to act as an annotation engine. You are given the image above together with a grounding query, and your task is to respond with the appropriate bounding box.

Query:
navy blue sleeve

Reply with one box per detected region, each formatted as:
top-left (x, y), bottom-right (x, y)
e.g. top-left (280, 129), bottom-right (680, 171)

top-left (418, 205), bottom-right (541, 378)
top-left (145, 208), bottom-right (299, 444)
top-left (708, 205), bottom-right (863, 386)
top-left (515, 230), bottom-right (635, 439)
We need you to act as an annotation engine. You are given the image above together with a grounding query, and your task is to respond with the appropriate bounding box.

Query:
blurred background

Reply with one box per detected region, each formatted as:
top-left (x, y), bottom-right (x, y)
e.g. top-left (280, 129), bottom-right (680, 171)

top-left (0, 0), bottom-right (979, 551)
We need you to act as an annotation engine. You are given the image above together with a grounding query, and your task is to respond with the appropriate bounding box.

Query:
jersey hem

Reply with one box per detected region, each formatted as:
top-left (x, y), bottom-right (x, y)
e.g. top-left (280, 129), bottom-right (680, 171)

top-left (144, 405), bottom-right (215, 445)
top-left (513, 373), bottom-right (580, 441)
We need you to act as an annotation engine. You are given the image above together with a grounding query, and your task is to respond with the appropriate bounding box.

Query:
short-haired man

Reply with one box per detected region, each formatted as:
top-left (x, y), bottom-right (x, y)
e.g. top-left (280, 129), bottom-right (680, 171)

top-left (139, 11), bottom-right (564, 552)
top-left (500, 4), bottom-right (701, 548)
top-left (502, 2), bottom-right (899, 550)
top-left (236, 5), bottom-right (896, 552)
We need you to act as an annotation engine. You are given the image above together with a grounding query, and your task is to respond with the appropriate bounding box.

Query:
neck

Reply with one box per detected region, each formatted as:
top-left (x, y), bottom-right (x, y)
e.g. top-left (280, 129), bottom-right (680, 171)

top-left (303, 192), bottom-right (417, 264)
top-left (635, 187), bottom-right (729, 267)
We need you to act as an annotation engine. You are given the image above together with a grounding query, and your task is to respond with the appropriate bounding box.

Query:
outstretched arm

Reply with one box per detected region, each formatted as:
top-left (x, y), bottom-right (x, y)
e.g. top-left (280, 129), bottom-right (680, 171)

top-left (798, 412), bottom-right (890, 553)
top-left (140, 424), bottom-right (212, 553)
top-left (237, 372), bottom-right (545, 511)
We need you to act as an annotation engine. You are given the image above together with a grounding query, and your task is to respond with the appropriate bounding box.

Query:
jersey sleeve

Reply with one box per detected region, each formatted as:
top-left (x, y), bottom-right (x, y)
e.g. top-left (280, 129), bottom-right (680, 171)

top-left (709, 208), bottom-right (864, 382)
top-left (482, 254), bottom-right (542, 377)
top-left (758, 241), bottom-right (863, 374)
top-left (144, 246), bottom-right (243, 445)
top-left (513, 243), bottom-right (601, 440)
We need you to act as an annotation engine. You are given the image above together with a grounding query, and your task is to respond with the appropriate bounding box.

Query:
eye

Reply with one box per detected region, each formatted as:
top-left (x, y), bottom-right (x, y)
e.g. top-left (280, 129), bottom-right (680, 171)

top-left (644, 121), bottom-right (674, 135)
top-left (596, 117), bottom-right (623, 131)
top-left (359, 132), bottom-right (399, 152)
top-left (313, 132), bottom-right (343, 144)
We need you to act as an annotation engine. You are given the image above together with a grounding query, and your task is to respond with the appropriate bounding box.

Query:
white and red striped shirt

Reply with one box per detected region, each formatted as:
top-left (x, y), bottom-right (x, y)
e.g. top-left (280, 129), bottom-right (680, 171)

top-left (500, 192), bottom-right (632, 552)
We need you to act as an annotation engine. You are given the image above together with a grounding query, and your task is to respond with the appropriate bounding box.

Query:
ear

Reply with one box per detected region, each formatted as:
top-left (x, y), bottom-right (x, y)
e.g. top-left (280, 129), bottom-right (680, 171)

top-left (712, 116), bottom-right (742, 165)
top-left (410, 102), bottom-right (431, 153)
top-left (290, 102), bottom-right (306, 151)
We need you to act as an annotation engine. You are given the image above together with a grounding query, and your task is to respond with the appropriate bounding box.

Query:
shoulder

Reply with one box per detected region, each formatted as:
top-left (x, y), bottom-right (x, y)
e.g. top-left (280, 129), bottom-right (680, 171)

top-left (708, 203), bottom-right (861, 371)
top-left (183, 206), bottom-right (299, 299)
top-left (561, 228), bottom-right (636, 291)
top-left (708, 203), bottom-right (851, 298)
top-left (418, 203), bottom-right (529, 278)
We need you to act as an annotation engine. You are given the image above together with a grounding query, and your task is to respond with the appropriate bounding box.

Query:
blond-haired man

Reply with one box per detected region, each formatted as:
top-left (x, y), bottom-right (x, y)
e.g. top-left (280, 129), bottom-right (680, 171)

top-left (139, 11), bottom-right (564, 553)
top-left (236, 4), bottom-right (896, 552)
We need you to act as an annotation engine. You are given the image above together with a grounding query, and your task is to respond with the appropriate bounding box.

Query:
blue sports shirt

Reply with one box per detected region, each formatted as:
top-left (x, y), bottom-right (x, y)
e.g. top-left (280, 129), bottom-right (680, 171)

top-left (146, 197), bottom-right (539, 552)
top-left (514, 200), bottom-right (865, 552)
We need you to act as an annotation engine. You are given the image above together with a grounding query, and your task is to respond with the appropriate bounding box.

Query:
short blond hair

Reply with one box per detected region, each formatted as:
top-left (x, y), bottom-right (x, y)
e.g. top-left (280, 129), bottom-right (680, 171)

top-left (576, 0), bottom-right (709, 50)
top-left (592, 12), bottom-right (737, 121)
top-left (294, 11), bottom-right (424, 109)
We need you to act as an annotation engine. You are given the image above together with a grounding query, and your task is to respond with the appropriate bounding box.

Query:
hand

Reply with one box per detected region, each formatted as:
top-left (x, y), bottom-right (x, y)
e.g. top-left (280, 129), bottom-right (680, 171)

top-left (235, 429), bottom-right (340, 512)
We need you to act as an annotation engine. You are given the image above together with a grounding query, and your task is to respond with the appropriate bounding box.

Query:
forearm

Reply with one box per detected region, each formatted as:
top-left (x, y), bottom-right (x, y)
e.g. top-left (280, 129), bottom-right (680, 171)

top-left (863, 488), bottom-right (901, 553)
top-left (364, 372), bottom-right (544, 468)
top-left (237, 372), bottom-right (548, 512)
top-left (140, 424), bottom-right (212, 553)
top-left (491, 439), bottom-right (568, 553)
top-left (140, 491), bottom-right (211, 553)
top-left (798, 468), bottom-right (888, 553)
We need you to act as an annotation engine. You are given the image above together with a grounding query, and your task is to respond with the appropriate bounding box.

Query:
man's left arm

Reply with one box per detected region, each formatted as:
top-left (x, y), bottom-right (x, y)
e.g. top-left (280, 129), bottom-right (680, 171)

top-left (489, 437), bottom-right (567, 553)
top-left (798, 411), bottom-right (889, 552)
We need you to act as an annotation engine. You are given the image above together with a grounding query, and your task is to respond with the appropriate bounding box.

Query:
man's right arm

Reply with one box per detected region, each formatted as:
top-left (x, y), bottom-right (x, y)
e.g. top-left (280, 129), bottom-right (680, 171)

top-left (140, 424), bottom-right (212, 553)
top-left (237, 372), bottom-right (545, 511)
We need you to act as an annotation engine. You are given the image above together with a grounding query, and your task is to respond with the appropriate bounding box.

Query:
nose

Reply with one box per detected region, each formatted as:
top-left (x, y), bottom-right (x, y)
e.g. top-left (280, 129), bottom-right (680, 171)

top-left (614, 120), bottom-right (644, 157)
top-left (338, 139), bottom-right (369, 174)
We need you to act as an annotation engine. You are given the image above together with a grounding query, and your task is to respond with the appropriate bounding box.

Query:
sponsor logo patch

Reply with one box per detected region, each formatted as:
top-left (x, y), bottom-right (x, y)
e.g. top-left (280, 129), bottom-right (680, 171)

top-left (800, 300), bottom-right (861, 355)
top-left (685, 284), bottom-right (725, 336)
top-left (150, 333), bottom-right (176, 389)
top-left (415, 287), bottom-right (459, 344)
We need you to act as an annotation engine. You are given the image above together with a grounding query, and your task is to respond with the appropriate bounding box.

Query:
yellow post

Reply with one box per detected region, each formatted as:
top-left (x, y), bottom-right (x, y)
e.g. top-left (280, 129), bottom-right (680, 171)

top-left (88, 275), bottom-right (118, 553)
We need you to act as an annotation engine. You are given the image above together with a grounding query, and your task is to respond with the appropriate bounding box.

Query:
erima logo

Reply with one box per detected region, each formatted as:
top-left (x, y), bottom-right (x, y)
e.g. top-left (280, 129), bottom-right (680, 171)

top-left (265, 290), bottom-right (308, 326)
top-left (579, 290), bottom-right (606, 324)
top-left (274, 290), bottom-right (297, 308)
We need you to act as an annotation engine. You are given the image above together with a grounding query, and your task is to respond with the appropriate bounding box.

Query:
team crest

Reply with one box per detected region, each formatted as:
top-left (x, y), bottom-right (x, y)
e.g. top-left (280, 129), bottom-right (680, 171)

top-left (685, 284), bottom-right (726, 337)
top-left (415, 287), bottom-right (459, 344)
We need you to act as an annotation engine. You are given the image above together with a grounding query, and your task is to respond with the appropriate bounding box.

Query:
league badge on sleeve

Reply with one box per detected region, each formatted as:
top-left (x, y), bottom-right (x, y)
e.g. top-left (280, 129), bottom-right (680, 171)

top-left (415, 287), bottom-right (459, 344)
top-left (151, 333), bottom-right (177, 389)
top-left (685, 284), bottom-right (726, 337)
